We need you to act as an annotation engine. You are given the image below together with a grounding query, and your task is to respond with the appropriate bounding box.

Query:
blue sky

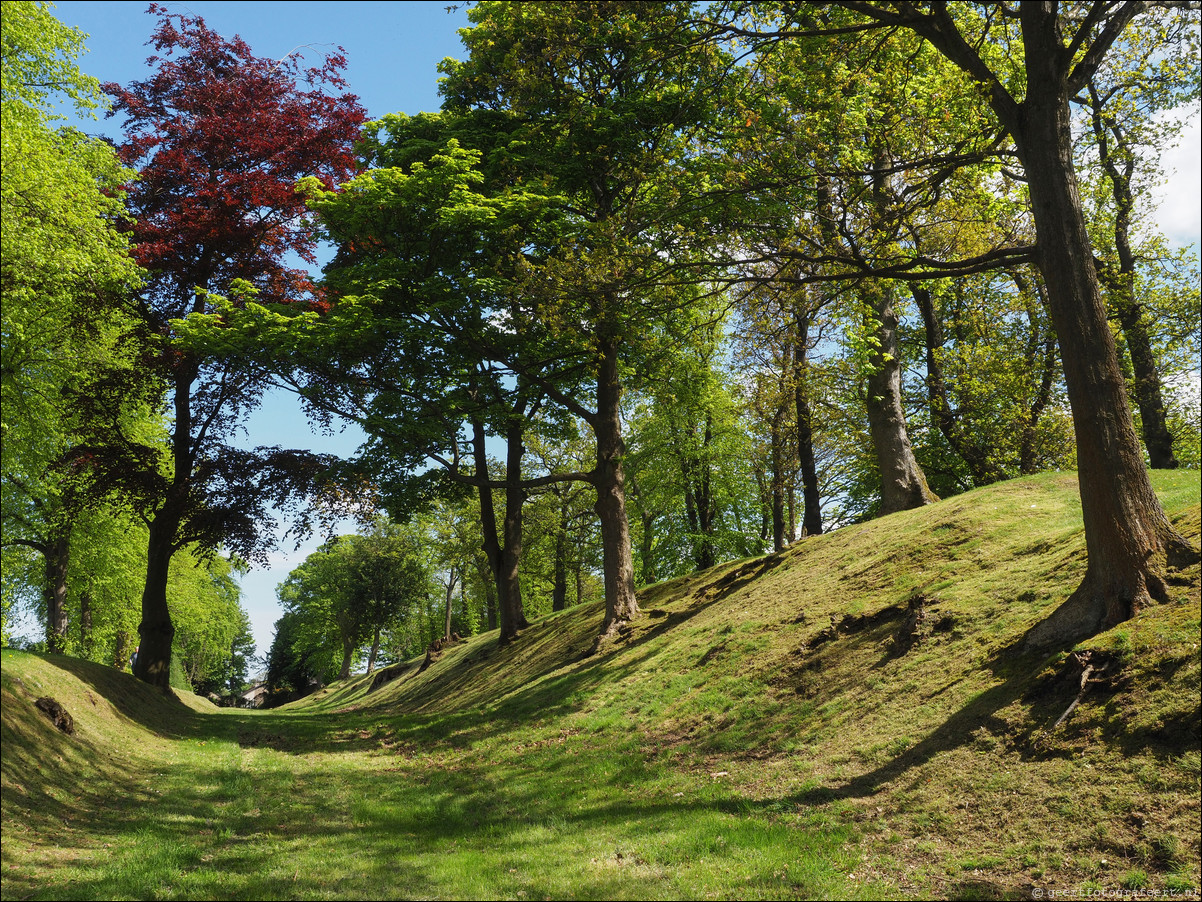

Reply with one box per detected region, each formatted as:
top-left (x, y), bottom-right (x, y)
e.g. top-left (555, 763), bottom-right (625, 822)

top-left (32, 1), bottom-right (1202, 662)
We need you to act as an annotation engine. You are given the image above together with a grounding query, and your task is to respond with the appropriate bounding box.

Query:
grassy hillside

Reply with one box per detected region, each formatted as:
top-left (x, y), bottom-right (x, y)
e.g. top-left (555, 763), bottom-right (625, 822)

top-left (3, 472), bottom-right (1199, 900)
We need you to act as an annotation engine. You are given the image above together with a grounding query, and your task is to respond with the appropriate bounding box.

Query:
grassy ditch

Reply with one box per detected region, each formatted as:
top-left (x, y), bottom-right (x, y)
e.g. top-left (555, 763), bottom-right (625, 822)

top-left (3, 471), bottom-right (1199, 900)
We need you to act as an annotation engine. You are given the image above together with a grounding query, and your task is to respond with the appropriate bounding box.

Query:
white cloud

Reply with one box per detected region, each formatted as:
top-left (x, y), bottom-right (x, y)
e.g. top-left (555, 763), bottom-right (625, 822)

top-left (1149, 110), bottom-right (1201, 248)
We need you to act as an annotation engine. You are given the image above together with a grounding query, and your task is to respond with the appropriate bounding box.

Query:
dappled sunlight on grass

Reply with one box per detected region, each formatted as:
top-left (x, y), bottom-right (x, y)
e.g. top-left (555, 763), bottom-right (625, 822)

top-left (3, 473), bottom-right (1199, 900)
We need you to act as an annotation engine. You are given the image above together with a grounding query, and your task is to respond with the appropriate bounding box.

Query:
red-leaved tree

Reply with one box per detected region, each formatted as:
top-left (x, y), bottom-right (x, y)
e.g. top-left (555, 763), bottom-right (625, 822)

top-left (101, 5), bottom-right (366, 687)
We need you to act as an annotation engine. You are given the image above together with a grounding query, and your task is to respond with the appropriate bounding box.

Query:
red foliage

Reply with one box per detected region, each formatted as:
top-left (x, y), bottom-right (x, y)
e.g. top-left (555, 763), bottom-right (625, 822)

top-left (105, 5), bottom-right (366, 319)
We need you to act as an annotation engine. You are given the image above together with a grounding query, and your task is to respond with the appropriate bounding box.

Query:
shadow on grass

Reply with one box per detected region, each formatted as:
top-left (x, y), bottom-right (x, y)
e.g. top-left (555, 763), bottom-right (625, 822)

top-left (5, 723), bottom-right (856, 901)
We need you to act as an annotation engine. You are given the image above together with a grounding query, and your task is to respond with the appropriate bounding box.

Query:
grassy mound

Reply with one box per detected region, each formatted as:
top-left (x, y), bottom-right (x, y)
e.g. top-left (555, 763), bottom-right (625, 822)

top-left (3, 472), bottom-right (1199, 900)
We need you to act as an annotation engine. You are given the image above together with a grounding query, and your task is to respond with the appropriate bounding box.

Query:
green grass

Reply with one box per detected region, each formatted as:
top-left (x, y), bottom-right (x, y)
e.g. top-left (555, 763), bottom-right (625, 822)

top-left (3, 471), bottom-right (1200, 900)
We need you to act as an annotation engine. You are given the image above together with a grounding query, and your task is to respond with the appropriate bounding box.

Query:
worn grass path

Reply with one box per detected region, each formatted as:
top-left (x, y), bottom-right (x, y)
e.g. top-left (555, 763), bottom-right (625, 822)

top-left (3, 653), bottom-right (868, 900)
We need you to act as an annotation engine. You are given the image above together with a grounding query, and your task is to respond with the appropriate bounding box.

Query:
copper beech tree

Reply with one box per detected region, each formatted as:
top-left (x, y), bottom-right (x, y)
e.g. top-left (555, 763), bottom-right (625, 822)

top-left (101, 6), bottom-right (365, 687)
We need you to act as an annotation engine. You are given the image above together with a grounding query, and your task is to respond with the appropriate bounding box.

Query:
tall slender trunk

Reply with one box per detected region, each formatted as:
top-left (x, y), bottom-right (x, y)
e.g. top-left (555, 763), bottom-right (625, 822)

top-left (1013, 10), bottom-right (1196, 646)
top-left (593, 333), bottom-right (639, 638)
top-left (913, 285), bottom-right (1003, 485)
top-left (499, 417), bottom-right (529, 641)
top-left (1086, 83), bottom-right (1178, 469)
top-left (770, 405), bottom-right (787, 551)
top-left (628, 473), bottom-right (657, 586)
top-left (863, 281), bottom-right (938, 515)
top-left (1014, 271), bottom-right (1058, 476)
top-left (475, 558), bottom-right (498, 631)
top-left (339, 632), bottom-right (354, 680)
top-left (793, 306), bottom-right (823, 536)
top-left (470, 415), bottom-right (527, 644)
top-left (695, 415), bottom-right (715, 570)
top-left (444, 565), bottom-right (458, 640)
top-left (79, 590), bottom-right (94, 659)
top-left (552, 514), bottom-right (570, 610)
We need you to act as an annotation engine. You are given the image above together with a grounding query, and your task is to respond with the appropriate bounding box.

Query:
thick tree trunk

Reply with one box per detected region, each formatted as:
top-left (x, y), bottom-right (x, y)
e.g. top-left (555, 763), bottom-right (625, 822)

top-left (1014, 22), bottom-right (1197, 646)
top-left (863, 282), bottom-right (938, 515)
top-left (793, 307), bottom-right (823, 536)
top-left (136, 361), bottom-right (197, 688)
top-left (43, 533), bottom-right (70, 654)
top-left (136, 511), bottom-right (178, 688)
top-left (593, 334), bottom-right (640, 639)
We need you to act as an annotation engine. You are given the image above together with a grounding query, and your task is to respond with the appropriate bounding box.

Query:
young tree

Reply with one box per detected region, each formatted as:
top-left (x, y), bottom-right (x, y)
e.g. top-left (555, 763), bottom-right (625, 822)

top-left (101, 7), bottom-right (365, 686)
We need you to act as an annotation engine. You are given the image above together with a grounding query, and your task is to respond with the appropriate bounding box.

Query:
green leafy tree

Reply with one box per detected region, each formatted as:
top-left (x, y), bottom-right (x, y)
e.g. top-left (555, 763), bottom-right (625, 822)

top-left (439, 1), bottom-right (744, 643)
top-left (1, 0), bottom-right (145, 652)
top-left (714, 1), bottom-right (1200, 646)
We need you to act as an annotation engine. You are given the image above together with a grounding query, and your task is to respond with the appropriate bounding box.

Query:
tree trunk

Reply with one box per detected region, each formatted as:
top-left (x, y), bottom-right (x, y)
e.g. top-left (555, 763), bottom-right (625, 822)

top-left (552, 516), bottom-right (570, 610)
top-left (136, 511), bottom-right (178, 688)
top-left (695, 415), bottom-right (716, 570)
top-left (1120, 308), bottom-right (1178, 469)
top-left (339, 633), bottom-right (354, 680)
top-left (499, 417), bottom-right (529, 642)
top-left (1014, 11), bottom-right (1197, 646)
top-left (863, 281), bottom-right (938, 515)
top-left (469, 411), bottom-right (529, 644)
top-left (628, 473), bottom-right (657, 586)
top-left (136, 361), bottom-right (196, 688)
top-left (593, 334), bottom-right (640, 639)
top-left (1013, 271), bottom-right (1058, 476)
top-left (79, 590), bottom-right (94, 659)
top-left (367, 622), bottom-right (381, 674)
top-left (43, 533), bottom-right (70, 654)
top-left (1087, 82), bottom-right (1178, 469)
top-left (770, 405), bottom-right (788, 552)
top-left (793, 307), bottom-right (823, 535)
top-left (444, 565), bottom-right (457, 640)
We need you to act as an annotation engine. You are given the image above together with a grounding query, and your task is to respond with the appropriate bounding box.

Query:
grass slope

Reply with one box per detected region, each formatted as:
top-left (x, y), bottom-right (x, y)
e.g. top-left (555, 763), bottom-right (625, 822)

top-left (3, 472), bottom-right (1199, 901)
